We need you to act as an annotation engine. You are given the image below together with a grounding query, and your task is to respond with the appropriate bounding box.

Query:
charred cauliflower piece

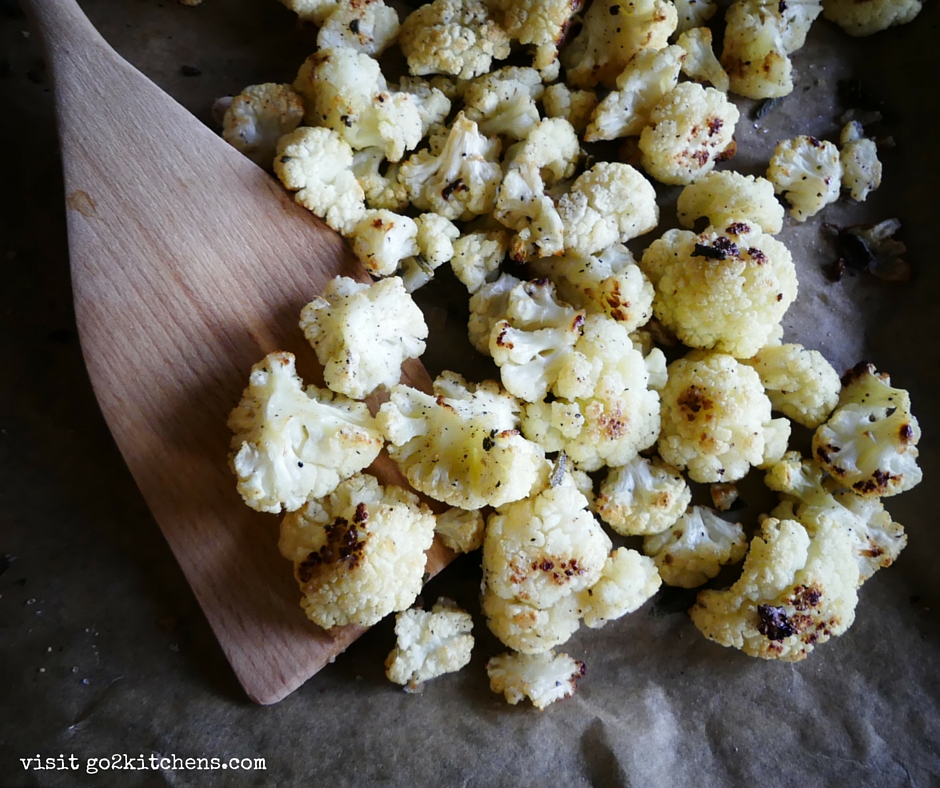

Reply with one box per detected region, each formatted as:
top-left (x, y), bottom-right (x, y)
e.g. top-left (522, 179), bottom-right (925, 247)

top-left (812, 363), bottom-right (922, 497)
top-left (488, 0), bottom-right (582, 78)
top-left (595, 455), bottom-right (691, 536)
top-left (487, 650), bottom-right (586, 709)
top-left (690, 516), bottom-right (859, 661)
top-left (222, 83), bottom-right (304, 168)
top-left (482, 585), bottom-right (582, 654)
top-left (676, 171), bottom-right (784, 235)
top-left (839, 121), bottom-right (883, 202)
top-left (278, 473), bottom-right (436, 628)
top-left (766, 135), bottom-right (843, 222)
top-left (228, 352), bottom-right (384, 513)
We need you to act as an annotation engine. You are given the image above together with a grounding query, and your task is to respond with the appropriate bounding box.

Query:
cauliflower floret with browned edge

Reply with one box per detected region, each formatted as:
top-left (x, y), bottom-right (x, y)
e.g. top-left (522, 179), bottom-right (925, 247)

top-left (378, 371), bottom-right (546, 509)
top-left (482, 585), bottom-right (582, 654)
top-left (450, 229), bottom-right (509, 293)
top-left (576, 547), bottom-right (662, 628)
top-left (840, 121), bottom-right (883, 202)
top-left (765, 451), bottom-right (907, 584)
top-left (434, 508), bottom-right (485, 553)
top-left (767, 135), bottom-right (843, 221)
top-left (594, 455), bottom-right (691, 536)
top-left (560, 0), bottom-right (678, 89)
top-left (351, 147), bottom-right (409, 211)
top-left (558, 163), bottom-right (659, 257)
top-left (487, 0), bottom-right (582, 78)
top-left (399, 0), bottom-right (511, 80)
top-left (528, 244), bottom-right (655, 331)
top-left (462, 66), bottom-right (544, 139)
top-left (222, 83), bottom-right (304, 168)
top-left (812, 362), bottom-right (922, 497)
top-left (639, 82), bottom-right (740, 186)
top-left (349, 209), bottom-right (418, 277)
top-left (274, 127), bottom-right (366, 235)
top-left (523, 315), bottom-right (662, 471)
top-left (676, 28), bottom-right (729, 92)
top-left (483, 469), bottom-right (612, 609)
top-left (658, 351), bottom-right (789, 483)
top-left (317, 0), bottom-right (400, 55)
top-left (278, 0), bottom-right (337, 24)
top-left (398, 213), bottom-right (462, 292)
top-left (278, 473), bottom-right (435, 628)
top-left (640, 222), bottom-right (797, 358)
top-left (294, 48), bottom-right (429, 163)
top-left (396, 76), bottom-right (455, 137)
top-left (673, 0), bottom-right (717, 33)
top-left (385, 598), bottom-right (474, 690)
top-left (677, 171), bottom-right (784, 235)
top-left (744, 343), bottom-right (840, 428)
top-left (542, 83), bottom-right (598, 134)
top-left (399, 112), bottom-right (503, 221)
top-left (584, 45), bottom-right (685, 142)
top-left (505, 117), bottom-right (581, 186)
top-left (690, 516), bottom-right (859, 661)
top-left (228, 352), bottom-right (384, 513)
top-left (494, 163), bottom-right (566, 260)
top-left (643, 506), bottom-right (747, 588)
top-left (468, 272), bottom-right (522, 354)
top-left (487, 650), bottom-right (585, 709)
top-left (822, 0), bottom-right (922, 36)
top-left (299, 276), bottom-right (427, 400)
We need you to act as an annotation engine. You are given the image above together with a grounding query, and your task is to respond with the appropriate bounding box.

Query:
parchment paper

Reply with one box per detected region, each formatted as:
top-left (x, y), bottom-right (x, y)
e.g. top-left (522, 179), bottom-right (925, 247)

top-left (1, 0), bottom-right (938, 785)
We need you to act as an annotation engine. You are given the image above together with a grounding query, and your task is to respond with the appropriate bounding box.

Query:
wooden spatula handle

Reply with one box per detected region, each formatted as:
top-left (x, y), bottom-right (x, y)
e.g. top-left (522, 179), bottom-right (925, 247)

top-left (20, 0), bottom-right (110, 73)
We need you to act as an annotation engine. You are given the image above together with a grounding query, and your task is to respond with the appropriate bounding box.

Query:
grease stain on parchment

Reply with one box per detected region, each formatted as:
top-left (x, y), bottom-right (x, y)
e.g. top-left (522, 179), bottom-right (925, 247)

top-left (66, 190), bottom-right (97, 218)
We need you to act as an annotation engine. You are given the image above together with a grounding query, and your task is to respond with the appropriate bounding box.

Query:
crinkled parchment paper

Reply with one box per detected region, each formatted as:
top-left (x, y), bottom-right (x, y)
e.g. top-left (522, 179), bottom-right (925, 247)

top-left (1, 0), bottom-right (938, 785)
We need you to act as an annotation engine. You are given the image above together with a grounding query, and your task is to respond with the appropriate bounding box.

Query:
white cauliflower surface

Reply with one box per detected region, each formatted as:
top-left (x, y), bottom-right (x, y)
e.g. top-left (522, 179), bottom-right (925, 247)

top-left (577, 547), bottom-right (662, 628)
top-left (317, 0), bottom-right (400, 56)
top-left (767, 135), bottom-right (843, 221)
top-left (227, 352), bottom-right (384, 513)
top-left (278, 473), bottom-right (436, 628)
top-left (595, 455), bottom-right (691, 536)
top-left (822, 0), bottom-right (922, 35)
top-left (222, 83), bottom-right (304, 168)
top-left (487, 650), bottom-right (586, 709)
top-left (676, 171), bottom-right (784, 235)
top-left (840, 121), bottom-right (883, 202)
top-left (299, 276), bottom-right (427, 400)
top-left (385, 598), bottom-right (474, 690)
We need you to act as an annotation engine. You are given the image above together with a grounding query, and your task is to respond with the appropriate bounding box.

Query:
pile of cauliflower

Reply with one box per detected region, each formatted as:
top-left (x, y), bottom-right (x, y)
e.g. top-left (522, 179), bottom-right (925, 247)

top-left (221, 0), bottom-right (923, 709)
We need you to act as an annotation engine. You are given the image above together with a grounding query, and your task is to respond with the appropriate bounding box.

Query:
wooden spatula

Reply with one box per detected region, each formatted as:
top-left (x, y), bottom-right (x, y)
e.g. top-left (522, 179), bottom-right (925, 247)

top-left (24, 0), bottom-right (451, 704)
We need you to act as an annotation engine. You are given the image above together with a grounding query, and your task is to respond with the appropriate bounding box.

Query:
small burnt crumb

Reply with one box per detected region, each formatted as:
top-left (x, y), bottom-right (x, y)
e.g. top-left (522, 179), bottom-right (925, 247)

top-left (815, 444), bottom-right (833, 464)
top-left (609, 3), bottom-right (620, 13)
top-left (900, 423), bottom-right (914, 442)
top-left (726, 222), bottom-right (749, 236)
top-left (712, 237), bottom-right (740, 257)
top-left (757, 604), bottom-right (795, 641)
top-left (677, 385), bottom-right (713, 418)
top-left (297, 515), bottom-right (368, 584)
top-left (748, 247), bottom-right (767, 264)
top-left (353, 502), bottom-right (369, 524)
top-left (537, 559), bottom-right (555, 572)
top-left (853, 469), bottom-right (892, 494)
top-left (789, 585), bottom-right (822, 611)
top-left (807, 136), bottom-right (823, 148)
top-left (778, 0), bottom-right (787, 11)
top-left (776, 293), bottom-right (783, 301)
top-left (349, 18), bottom-right (360, 33)
top-left (753, 97), bottom-right (783, 121)
top-left (716, 139), bottom-right (737, 162)
top-left (708, 116), bottom-right (724, 135)
top-left (482, 430), bottom-right (497, 451)
top-left (340, 114), bottom-right (353, 127)
top-left (692, 243), bottom-right (728, 260)
top-left (372, 217), bottom-right (385, 229)
top-left (441, 178), bottom-right (467, 200)
top-left (828, 258), bottom-right (847, 282)
top-left (180, 65), bottom-right (201, 77)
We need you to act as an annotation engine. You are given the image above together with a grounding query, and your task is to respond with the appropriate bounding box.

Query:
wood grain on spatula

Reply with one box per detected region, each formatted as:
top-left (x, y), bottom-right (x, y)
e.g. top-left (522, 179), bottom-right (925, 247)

top-left (25, 0), bottom-right (451, 704)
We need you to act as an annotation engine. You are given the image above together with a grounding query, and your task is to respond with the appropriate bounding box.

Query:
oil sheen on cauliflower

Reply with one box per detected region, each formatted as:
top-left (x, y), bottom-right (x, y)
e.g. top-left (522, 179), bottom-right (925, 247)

top-left (398, 0), bottom-right (511, 80)
top-left (744, 343), bottom-right (840, 428)
top-left (222, 83), bottom-right (304, 168)
top-left (643, 506), bottom-right (747, 588)
top-left (639, 222), bottom-right (797, 358)
top-left (676, 171), bottom-right (784, 235)
top-left (576, 547), bottom-right (662, 628)
top-left (595, 455), bottom-right (691, 536)
top-left (278, 473), bottom-right (436, 628)
top-left (658, 351), bottom-right (789, 483)
top-left (767, 135), bottom-right (843, 222)
top-left (690, 516), bottom-right (859, 661)
top-left (299, 276), bottom-right (427, 400)
top-left (227, 352), bottom-right (384, 513)
top-left (822, 0), bottom-right (922, 36)
top-left (377, 371), bottom-right (545, 509)
top-left (812, 362), bottom-right (922, 497)
top-left (638, 82), bottom-right (740, 186)
top-left (385, 598), bottom-right (474, 690)
top-left (487, 650), bottom-right (586, 710)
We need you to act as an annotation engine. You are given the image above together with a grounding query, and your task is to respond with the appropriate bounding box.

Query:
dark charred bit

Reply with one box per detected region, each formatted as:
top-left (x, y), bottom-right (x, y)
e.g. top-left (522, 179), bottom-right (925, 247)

top-left (297, 516), bottom-right (368, 584)
top-left (748, 247), bottom-right (767, 264)
top-left (708, 116), bottom-right (724, 135)
top-left (677, 385), bottom-right (713, 419)
top-left (609, 3), bottom-right (621, 13)
top-left (815, 443), bottom-right (833, 464)
top-left (757, 604), bottom-right (795, 641)
top-left (713, 237), bottom-right (740, 257)
top-left (789, 584), bottom-right (822, 611)
top-left (537, 559), bottom-right (555, 571)
top-left (853, 469), bottom-right (893, 495)
top-left (340, 114), bottom-right (353, 127)
top-left (441, 178), bottom-right (467, 200)
top-left (349, 18), bottom-right (360, 33)
top-left (726, 222), bottom-right (750, 236)
top-left (900, 423), bottom-right (915, 442)
top-left (692, 243), bottom-right (729, 260)
top-left (353, 502), bottom-right (369, 524)
top-left (494, 325), bottom-right (513, 349)
top-left (482, 429), bottom-right (498, 452)
top-left (841, 361), bottom-right (876, 387)
top-left (778, 0), bottom-right (787, 11)
top-left (692, 149), bottom-right (711, 166)
top-left (807, 136), bottom-right (823, 148)
top-left (372, 217), bottom-right (385, 229)
top-left (577, 660), bottom-right (587, 677)
top-left (716, 139), bottom-right (737, 161)
top-left (753, 97), bottom-right (783, 121)
top-left (827, 258), bottom-right (847, 282)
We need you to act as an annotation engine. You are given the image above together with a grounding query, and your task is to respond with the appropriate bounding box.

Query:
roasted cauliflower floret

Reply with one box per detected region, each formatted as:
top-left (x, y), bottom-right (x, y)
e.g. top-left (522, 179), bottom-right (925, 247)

top-left (299, 276), bottom-right (427, 400)
top-left (658, 351), bottom-right (789, 483)
top-left (822, 0), bottom-right (922, 36)
top-left (839, 121), bottom-right (882, 202)
top-left (462, 66), bottom-right (544, 139)
top-left (560, 0), bottom-right (678, 89)
top-left (317, 0), bottom-right (400, 55)
top-left (494, 162), bottom-right (566, 259)
top-left (278, 473), bottom-right (435, 628)
top-left (450, 229), bottom-right (509, 293)
top-left (399, 112), bottom-right (503, 221)
top-left (576, 547), bottom-right (662, 628)
top-left (744, 343), bottom-right (840, 428)
top-left (434, 508), bottom-right (485, 553)
top-left (274, 126), bottom-right (366, 235)
top-left (505, 117), bottom-right (581, 185)
top-left (690, 516), bottom-right (859, 661)
top-left (638, 82), bottom-right (740, 186)
top-left (483, 469), bottom-right (612, 610)
top-left (594, 455), bottom-right (691, 536)
top-left (557, 162), bottom-right (659, 257)
top-left (673, 0), bottom-right (717, 32)
top-left (528, 243), bottom-right (655, 332)
top-left (488, 0), bottom-right (582, 77)
top-left (222, 83), bottom-right (304, 168)
top-left (487, 650), bottom-right (585, 709)
top-left (482, 585), bottom-right (582, 653)
top-left (227, 352), bottom-right (384, 513)
top-left (583, 45), bottom-right (685, 142)
top-left (676, 171), bottom-right (784, 235)
top-left (766, 135), bottom-right (843, 222)
top-left (377, 371), bottom-right (546, 509)
top-left (385, 598), bottom-right (474, 690)
top-left (349, 209), bottom-right (419, 277)
top-left (812, 363), bottom-right (922, 497)
top-left (398, 0), bottom-right (511, 80)
top-left (468, 272), bottom-right (523, 354)
top-left (639, 222), bottom-right (797, 358)
top-left (522, 315), bottom-right (662, 471)
top-left (676, 28), bottom-right (729, 92)
top-left (642, 506), bottom-right (747, 588)
top-left (351, 147), bottom-right (409, 211)
top-left (541, 83), bottom-right (598, 134)
top-left (278, 0), bottom-right (338, 24)
top-left (398, 212), bottom-right (462, 292)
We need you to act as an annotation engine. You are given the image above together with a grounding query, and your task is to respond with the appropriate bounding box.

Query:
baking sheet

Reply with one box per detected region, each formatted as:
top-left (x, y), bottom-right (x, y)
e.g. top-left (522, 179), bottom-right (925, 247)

top-left (1, 0), bottom-right (939, 784)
